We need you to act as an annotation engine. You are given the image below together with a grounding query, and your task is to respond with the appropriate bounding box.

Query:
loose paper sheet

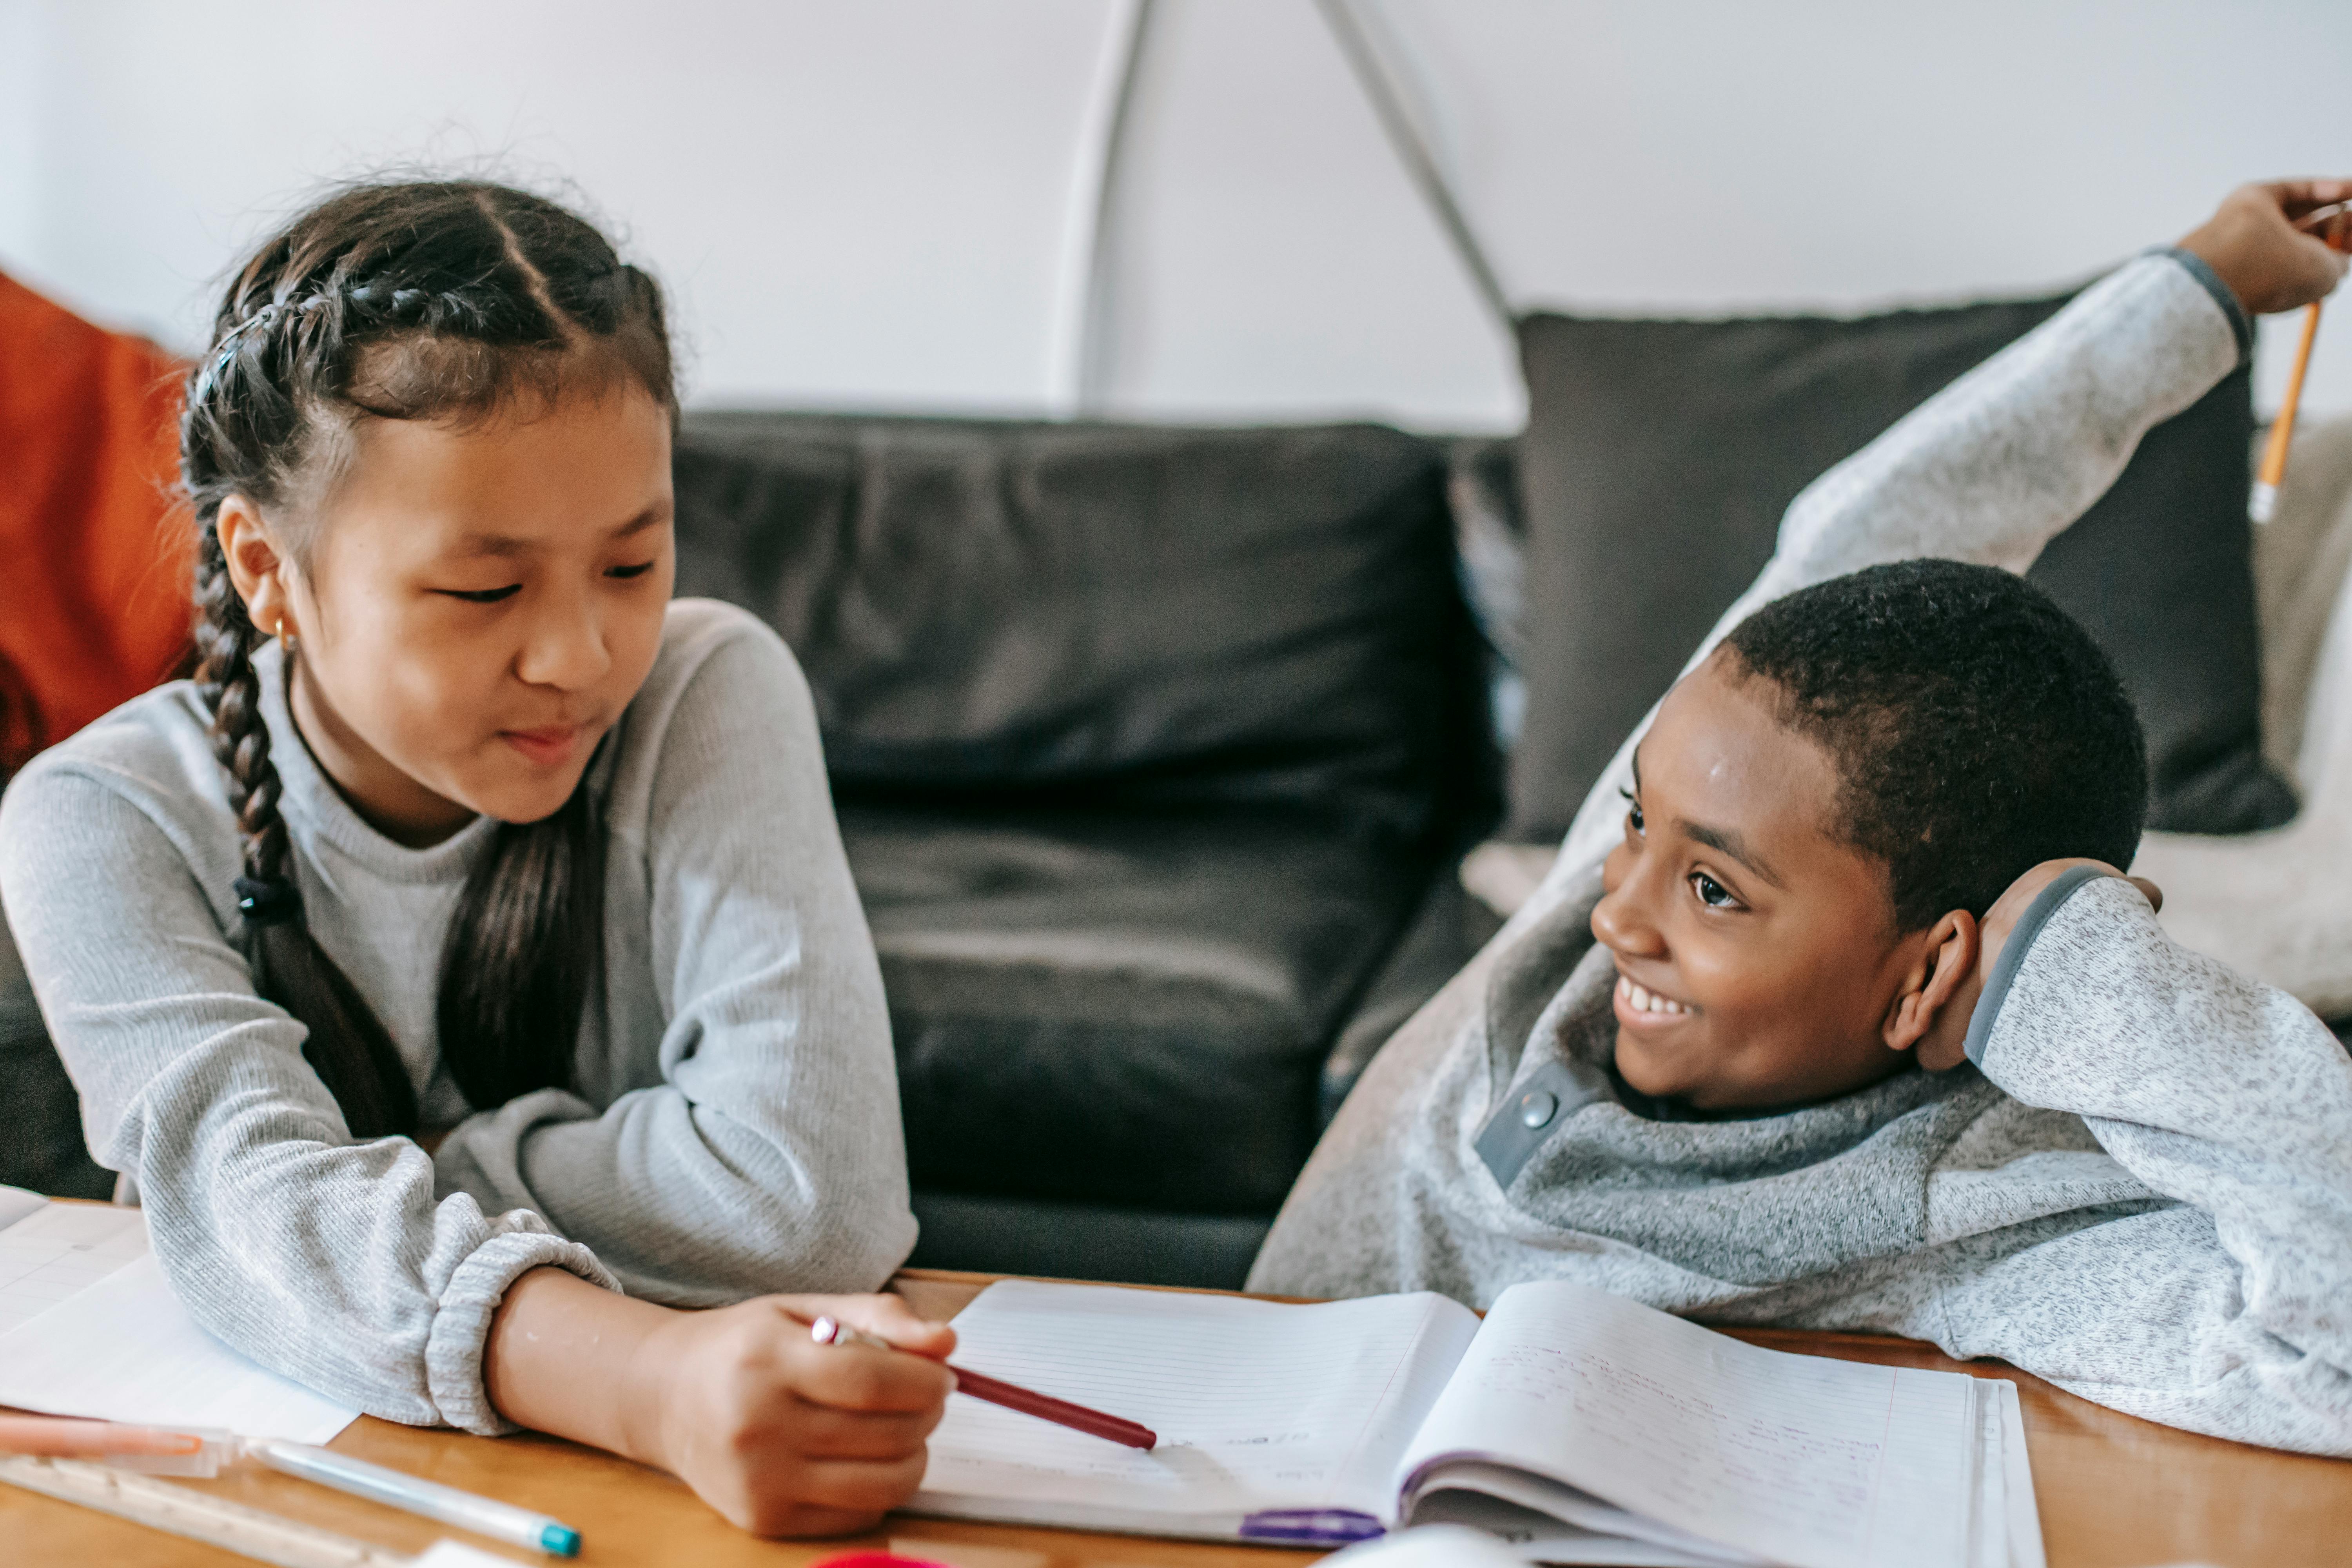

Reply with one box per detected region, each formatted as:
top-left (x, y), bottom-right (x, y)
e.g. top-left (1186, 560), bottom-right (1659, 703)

top-left (0, 1230), bottom-right (357, 1445)
top-left (0, 1195), bottom-right (147, 1334)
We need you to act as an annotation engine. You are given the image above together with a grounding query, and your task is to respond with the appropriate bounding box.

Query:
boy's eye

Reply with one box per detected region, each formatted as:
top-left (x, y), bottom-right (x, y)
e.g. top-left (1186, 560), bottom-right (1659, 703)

top-left (607, 561), bottom-right (656, 580)
top-left (1690, 872), bottom-right (1738, 909)
top-left (437, 584), bottom-right (521, 604)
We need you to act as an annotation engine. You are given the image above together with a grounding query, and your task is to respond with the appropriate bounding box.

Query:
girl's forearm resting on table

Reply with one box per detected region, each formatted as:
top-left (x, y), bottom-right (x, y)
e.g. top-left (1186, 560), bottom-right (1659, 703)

top-left (483, 1267), bottom-right (677, 1464)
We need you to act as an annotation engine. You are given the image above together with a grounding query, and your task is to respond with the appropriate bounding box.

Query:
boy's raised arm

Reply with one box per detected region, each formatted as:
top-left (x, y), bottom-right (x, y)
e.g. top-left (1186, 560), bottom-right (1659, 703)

top-left (1769, 178), bottom-right (2344, 599)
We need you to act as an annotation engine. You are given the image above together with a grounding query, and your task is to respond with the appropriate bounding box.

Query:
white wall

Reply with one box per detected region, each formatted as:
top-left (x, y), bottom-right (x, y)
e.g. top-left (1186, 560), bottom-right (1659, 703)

top-left (1085, 0), bottom-right (1511, 425)
top-left (4, 0), bottom-right (2348, 430)
top-left (1366, 0), bottom-right (2352, 423)
top-left (0, 0), bottom-right (1116, 412)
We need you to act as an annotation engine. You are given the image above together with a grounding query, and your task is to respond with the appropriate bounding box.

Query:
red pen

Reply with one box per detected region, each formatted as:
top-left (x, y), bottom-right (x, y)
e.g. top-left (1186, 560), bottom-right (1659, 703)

top-left (808, 1316), bottom-right (1158, 1451)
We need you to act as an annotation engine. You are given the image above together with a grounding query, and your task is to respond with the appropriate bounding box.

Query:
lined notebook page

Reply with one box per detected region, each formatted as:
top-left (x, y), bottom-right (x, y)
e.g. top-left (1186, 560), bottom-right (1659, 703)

top-left (915, 1281), bottom-right (1480, 1528)
top-left (1996, 1381), bottom-right (2045, 1568)
top-left (1397, 1281), bottom-right (1977, 1568)
top-left (0, 1197), bottom-right (147, 1334)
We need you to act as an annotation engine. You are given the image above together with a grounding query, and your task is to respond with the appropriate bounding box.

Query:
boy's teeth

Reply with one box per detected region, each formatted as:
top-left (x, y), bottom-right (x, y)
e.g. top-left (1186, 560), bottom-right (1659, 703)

top-left (1618, 976), bottom-right (1686, 1016)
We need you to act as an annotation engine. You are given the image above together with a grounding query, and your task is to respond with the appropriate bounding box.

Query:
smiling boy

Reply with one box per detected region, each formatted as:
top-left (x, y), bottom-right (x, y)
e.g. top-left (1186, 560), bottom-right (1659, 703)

top-left (1249, 180), bottom-right (2352, 1454)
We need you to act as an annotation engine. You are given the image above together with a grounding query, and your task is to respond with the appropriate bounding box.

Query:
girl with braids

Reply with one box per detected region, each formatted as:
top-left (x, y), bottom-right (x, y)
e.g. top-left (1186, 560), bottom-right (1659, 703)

top-left (0, 180), bottom-right (948, 1537)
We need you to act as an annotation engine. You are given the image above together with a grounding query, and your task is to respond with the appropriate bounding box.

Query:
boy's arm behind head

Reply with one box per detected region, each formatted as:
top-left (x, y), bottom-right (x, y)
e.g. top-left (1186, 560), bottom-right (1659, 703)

top-left (1961, 866), bottom-right (2352, 1454)
top-left (1911, 857), bottom-right (2163, 1072)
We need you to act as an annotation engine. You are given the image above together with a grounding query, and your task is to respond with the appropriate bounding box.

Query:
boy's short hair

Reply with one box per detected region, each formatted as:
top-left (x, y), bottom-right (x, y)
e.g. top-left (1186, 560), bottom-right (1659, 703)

top-left (1722, 559), bottom-right (2148, 930)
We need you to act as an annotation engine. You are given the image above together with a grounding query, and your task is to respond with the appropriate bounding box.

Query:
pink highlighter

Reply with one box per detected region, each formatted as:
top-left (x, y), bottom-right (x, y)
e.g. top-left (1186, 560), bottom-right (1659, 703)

top-left (0, 1414), bottom-right (243, 1475)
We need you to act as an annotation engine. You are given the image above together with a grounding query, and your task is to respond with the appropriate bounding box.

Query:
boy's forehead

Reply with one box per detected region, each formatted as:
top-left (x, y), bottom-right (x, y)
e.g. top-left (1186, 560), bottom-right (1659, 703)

top-left (1640, 663), bottom-right (1847, 858)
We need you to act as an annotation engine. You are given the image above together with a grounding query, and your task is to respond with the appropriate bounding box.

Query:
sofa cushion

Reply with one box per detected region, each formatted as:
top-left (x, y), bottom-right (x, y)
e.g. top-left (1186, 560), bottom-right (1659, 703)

top-left (844, 804), bottom-right (1426, 1213)
top-left (673, 412), bottom-right (1495, 1218)
top-left (2030, 363), bottom-right (2289, 830)
top-left (673, 414), bottom-right (1486, 848)
top-left (1507, 291), bottom-right (2294, 842)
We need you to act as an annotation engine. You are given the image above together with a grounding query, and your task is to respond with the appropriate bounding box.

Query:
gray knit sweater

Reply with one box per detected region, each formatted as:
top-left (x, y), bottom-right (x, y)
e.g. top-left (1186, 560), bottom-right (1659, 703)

top-left (0, 600), bottom-right (916, 1434)
top-left (1249, 251), bottom-right (2352, 1457)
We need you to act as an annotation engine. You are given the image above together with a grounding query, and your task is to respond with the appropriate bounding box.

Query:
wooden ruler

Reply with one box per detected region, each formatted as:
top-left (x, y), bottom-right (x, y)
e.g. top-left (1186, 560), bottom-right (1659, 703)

top-left (0, 1454), bottom-right (418, 1567)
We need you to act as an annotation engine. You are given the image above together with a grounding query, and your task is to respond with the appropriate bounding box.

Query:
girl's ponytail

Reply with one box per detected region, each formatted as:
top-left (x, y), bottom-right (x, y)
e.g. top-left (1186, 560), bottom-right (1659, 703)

top-left (181, 180), bottom-right (675, 1138)
top-left (436, 789), bottom-right (606, 1113)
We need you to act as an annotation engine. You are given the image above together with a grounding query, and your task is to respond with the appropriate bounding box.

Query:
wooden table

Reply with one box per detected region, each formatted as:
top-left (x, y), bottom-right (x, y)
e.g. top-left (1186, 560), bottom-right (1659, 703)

top-left (4, 1267), bottom-right (2348, 1567)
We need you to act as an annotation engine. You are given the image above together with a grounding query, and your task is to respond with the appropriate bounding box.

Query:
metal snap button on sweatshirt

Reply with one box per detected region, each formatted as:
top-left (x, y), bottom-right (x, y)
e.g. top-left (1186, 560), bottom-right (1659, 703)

top-left (1475, 1061), bottom-right (1601, 1189)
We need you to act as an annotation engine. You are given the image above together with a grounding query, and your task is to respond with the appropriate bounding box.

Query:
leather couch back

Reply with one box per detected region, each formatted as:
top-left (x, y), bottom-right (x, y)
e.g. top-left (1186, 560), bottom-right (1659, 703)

top-left (673, 414), bottom-right (1492, 847)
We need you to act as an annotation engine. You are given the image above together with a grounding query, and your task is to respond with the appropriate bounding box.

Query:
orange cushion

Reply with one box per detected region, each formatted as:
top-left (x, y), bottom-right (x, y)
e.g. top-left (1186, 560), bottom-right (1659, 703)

top-left (0, 273), bottom-right (195, 775)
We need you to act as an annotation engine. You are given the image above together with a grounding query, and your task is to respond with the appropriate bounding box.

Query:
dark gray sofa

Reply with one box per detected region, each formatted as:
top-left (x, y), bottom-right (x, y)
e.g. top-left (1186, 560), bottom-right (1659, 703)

top-left (668, 413), bottom-right (1499, 1283)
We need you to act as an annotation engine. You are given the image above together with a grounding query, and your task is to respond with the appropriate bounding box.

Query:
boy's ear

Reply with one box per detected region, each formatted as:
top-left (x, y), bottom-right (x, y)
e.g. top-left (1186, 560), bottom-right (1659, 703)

top-left (1883, 909), bottom-right (1982, 1070)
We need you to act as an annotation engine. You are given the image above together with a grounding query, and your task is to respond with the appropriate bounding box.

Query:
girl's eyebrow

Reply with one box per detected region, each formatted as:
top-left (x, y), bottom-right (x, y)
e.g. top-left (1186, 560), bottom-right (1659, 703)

top-left (453, 507), bottom-right (668, 557)
top-left (453, 532), bottom-right (532, 558)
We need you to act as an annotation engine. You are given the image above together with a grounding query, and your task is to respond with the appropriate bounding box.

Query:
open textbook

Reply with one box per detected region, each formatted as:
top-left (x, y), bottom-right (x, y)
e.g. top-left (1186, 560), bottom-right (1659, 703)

top-left (916, 1279), bottom-right (2043, 1568)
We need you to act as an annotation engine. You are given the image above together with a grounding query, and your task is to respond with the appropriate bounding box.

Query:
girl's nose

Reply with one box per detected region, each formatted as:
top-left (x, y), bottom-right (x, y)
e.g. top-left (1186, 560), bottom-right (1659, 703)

top-left (517, 595), bottom-right (613, 691)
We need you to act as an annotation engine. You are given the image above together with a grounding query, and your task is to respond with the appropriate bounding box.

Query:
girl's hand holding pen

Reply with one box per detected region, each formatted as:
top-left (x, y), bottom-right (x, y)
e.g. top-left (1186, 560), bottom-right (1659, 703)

top-left (483, 1269), bottom-right (956, 1541)
top-left (635, 1292), bottom-right (958, 1538)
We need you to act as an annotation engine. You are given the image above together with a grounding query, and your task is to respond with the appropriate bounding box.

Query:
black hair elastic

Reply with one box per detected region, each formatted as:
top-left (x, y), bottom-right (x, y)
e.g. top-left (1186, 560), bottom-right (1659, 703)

top-left (233, 875), bottom-right (303, 926)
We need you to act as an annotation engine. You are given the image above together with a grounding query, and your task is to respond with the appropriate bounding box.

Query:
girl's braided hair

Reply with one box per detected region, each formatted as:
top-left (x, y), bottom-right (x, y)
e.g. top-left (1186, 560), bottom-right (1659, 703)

top-left (182, 179), bottom-right (674, 1137)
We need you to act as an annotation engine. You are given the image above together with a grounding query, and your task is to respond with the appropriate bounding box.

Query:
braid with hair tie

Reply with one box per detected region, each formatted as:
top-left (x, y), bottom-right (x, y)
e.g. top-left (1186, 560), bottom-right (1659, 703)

top-left (192, 300), bottom-right (289, 404)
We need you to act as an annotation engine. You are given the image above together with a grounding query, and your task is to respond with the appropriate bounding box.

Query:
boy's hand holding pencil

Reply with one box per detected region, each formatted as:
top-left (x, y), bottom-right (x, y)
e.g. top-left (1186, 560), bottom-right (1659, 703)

top-left (2176, 179), bottom-right (2349, 522)
top-left (2178, 178), bottom-right (2350, 316)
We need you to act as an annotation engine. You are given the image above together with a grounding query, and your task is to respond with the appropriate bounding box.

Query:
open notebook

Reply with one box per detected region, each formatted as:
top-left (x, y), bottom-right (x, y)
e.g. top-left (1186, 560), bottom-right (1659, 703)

top-left (916, 1279), bottom-right (2043, 1568)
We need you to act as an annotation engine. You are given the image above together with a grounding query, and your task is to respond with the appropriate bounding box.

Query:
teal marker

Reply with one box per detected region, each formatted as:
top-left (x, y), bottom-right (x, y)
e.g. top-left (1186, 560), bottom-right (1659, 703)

top-left (244, 1438), bottom-right (582, 1557)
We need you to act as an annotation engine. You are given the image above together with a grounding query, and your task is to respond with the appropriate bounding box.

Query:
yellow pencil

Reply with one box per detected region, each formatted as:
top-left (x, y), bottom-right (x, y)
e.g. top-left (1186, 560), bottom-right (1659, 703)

top-left (2250, 199), bottom-right (2351, 524)
top-left (2250, 301), bottom-right (2322, 524)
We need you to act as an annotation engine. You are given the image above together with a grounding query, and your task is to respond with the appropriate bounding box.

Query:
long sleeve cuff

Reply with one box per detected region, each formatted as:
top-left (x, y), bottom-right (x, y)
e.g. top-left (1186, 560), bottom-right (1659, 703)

top-left (1961, 865), bottom-right (2116, 1066)
top-left (2156, 245), bottom-right (2254, 365)
top-left (423, 1225), bottom-right (621, 1436)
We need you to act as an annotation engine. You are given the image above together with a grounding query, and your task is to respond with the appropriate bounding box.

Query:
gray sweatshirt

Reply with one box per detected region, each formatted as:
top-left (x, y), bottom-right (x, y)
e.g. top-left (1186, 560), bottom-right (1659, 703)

top-left (0, 600), bottom-right (917, 1434)
top-left (1249, 251), bottom-right (2352, 1458)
